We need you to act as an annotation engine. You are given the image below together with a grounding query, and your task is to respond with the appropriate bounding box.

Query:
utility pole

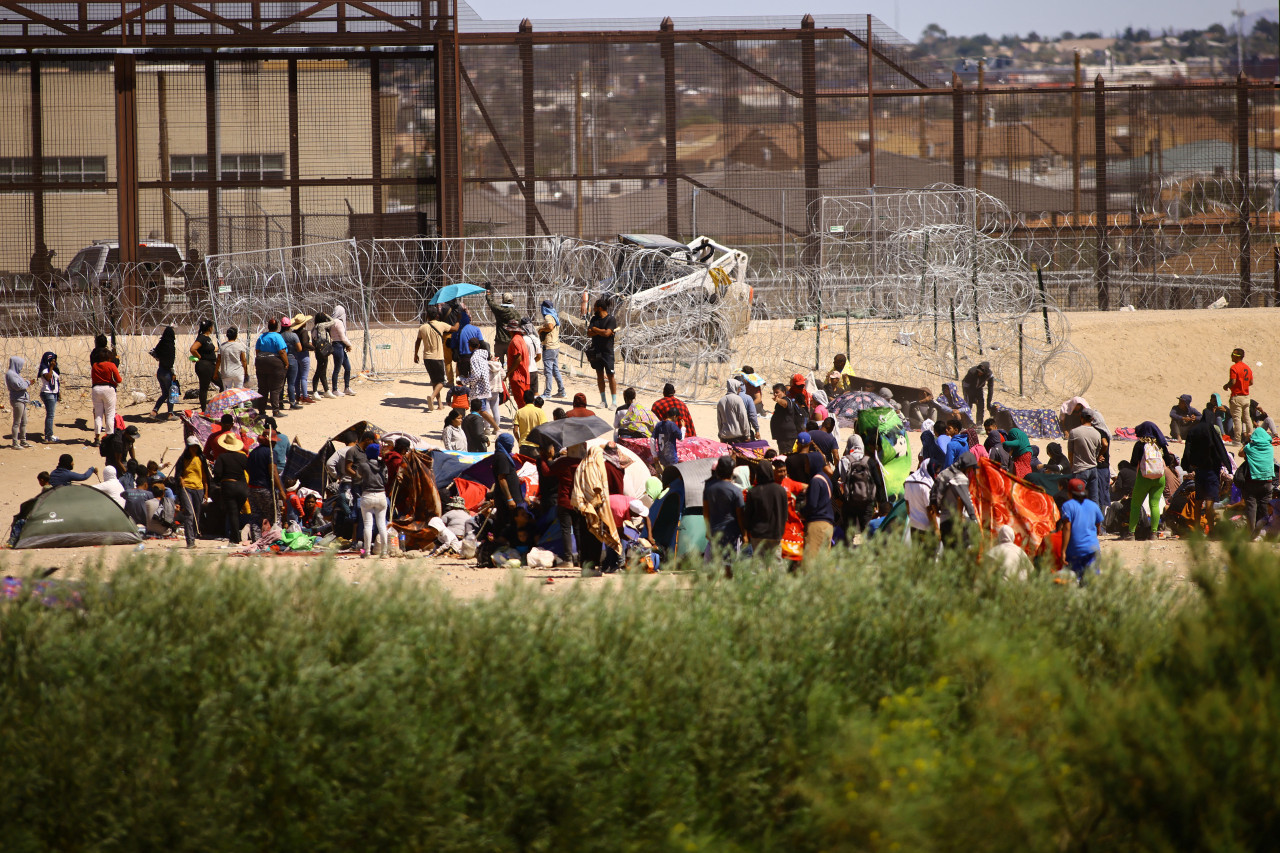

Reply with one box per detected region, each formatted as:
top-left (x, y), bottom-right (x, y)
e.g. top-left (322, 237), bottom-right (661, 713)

top-left (1232, 1), bottom-right (1246, 74)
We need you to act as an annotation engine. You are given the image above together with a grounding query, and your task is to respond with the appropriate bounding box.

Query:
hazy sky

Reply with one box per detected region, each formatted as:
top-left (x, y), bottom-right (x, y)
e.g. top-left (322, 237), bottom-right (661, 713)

top-left (465, 0), bottom-right (1264, 43)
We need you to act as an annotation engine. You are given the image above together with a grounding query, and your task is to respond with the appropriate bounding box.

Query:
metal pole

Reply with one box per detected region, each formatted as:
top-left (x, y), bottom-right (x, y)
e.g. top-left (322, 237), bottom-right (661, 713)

top-left (1072, 52), bottom-right (1081, 224)
top-left (1093, 75), bottom-right (1110, 311)
top-left (1236, 72), bottom-right (1253, 307)
top-left (157, 70), bottom-right (173, 243)
top-left (866, 14), bottom-right (875, 190)
top-left (288, 59), bottom-right (301, 252)
top-left (574, 70), bottom-right (584, 239)
top-left (1274, 246), bottom-right (1280, 307)
top-left (1035, 265), bottom-right (1053, 344)
top-left (974, 59), bottom-right (983, 192)
top-left (950, 299), bottom-right (959, 379)
top-left (1018, 323), bottom-right (1024, 397)
top-left (951, 73), bottom-right (965, 186)
top-left (660, 17), bottom-right (679, 237)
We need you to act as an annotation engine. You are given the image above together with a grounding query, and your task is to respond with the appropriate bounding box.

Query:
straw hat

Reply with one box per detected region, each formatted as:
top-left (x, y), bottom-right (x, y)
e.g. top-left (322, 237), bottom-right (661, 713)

top-left (217, 432), bottom-right (244, 452)
top-left (292, 312), bottom-right (313, 327)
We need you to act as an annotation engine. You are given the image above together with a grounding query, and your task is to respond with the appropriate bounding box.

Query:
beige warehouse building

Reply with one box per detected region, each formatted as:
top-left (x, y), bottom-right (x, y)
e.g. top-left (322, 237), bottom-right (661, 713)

top-left (0, 59), bottom-right (395, 274)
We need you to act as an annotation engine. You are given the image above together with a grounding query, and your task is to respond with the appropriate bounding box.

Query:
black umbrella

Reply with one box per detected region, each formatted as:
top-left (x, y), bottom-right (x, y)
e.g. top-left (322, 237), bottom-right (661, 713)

top-left (526, 415), bottom-right (613, 449)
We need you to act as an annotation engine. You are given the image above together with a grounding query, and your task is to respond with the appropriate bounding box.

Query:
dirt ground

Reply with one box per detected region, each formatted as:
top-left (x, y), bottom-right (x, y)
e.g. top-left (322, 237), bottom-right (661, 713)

top-left (2, 306), bottom-right (1277, 593)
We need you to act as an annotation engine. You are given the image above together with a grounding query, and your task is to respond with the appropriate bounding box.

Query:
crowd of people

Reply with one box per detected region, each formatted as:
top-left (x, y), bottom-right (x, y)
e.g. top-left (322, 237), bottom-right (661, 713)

top-left (5, 293), bottom-right (1279, 581)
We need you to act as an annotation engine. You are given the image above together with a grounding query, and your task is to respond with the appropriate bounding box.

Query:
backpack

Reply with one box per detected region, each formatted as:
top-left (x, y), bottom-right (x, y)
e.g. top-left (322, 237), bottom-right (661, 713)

top-left (842, 457), bottom-right (876, 505)
top-left (1138, 441), bottom-right (1165, 480)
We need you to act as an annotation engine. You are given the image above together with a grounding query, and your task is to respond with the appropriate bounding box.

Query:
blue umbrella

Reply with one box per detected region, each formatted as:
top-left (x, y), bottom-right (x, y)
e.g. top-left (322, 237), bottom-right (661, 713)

top-left (428, 282), bottom-right (486, 305)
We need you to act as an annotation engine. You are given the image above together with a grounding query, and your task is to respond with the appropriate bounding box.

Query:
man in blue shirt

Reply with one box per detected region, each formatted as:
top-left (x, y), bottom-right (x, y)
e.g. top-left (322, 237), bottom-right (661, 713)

top-left (254, 318), bottom-right (289, 418)
top-left (1060, 477), bottom-right (1105, 584)
top-left (48, 453), bottom-right (96, 487)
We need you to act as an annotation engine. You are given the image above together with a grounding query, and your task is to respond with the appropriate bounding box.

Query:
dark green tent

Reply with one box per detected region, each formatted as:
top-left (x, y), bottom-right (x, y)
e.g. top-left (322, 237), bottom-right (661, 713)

top-left (14, 485), bottom-right (142, 549)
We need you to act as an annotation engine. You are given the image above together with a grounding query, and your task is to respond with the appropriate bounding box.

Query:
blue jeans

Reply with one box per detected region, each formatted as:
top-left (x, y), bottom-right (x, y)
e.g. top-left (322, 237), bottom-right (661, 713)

top-left (296, 354), bottom-right (311, 399)
top-left (1096, 465), bottom-right (1111, 508)
top-left (154, 367), bottom-right (174, 414)
top-left (41, 391), bottom-right (57, 439)
top-left (543, 347), bottom-right (565, 395)
top-left (1075, 467), bottom-right (1100, 506)
top-left (1068, 551), bottom-right (1099, 584)
top-left (331, 343), bottom-right (351, 391)
top-left (286, 357), bottom-right (300, 405)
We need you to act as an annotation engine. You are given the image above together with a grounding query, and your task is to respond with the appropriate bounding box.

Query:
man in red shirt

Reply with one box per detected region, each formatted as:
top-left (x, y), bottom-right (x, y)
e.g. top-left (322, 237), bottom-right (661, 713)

top-left (1223, 347), bottom-right (1253, 444)
top-left (650, 383), bottom-right (697, 436)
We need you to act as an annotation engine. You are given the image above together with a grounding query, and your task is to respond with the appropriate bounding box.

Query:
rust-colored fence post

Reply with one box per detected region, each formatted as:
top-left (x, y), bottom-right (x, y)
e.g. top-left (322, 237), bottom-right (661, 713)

top-left (434, 11), bottom-right (463, 239)
top-left (29, 59), bottom-right (44, 260)
top-left (951, 73), bottom-right (965, 187)
top-left (1236, 72), bottom-right (1253, 307)
top-left (660, 17), bottom-right (679, 238)
top-left (204, 59), bottom-right (219, 256)
top-left (369, 54), bottom-right (384, 240)
top-left (801, 14), bottom-right (820, 268)
top-left (115, 52), bottom-right (140, 332)
top-left (288, 58), bottom-right (302, 251)
top-left (1093, 74), bottom-right (1109, 312)
top-left (519, 18), bottom-right (537, 240)
top-left (1273, 247), bottom-right (1279, 307)
top-left (1071, 52), bottom-right (1081, 224)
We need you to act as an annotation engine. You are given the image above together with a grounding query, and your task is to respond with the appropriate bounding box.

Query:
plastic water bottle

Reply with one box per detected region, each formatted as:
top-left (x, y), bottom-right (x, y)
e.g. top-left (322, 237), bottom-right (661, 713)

top-left (398, 533), bottom-right (406, 553)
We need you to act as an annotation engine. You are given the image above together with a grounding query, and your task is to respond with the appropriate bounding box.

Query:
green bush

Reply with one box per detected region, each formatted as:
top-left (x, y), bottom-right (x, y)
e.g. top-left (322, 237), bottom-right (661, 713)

top-left (0, 537), bottom-right (1274, 851)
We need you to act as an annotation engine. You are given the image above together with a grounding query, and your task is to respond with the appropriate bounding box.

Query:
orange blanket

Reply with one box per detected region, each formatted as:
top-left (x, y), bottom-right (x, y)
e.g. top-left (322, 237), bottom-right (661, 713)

top-left (968, 458), bottom-right (1061, 565)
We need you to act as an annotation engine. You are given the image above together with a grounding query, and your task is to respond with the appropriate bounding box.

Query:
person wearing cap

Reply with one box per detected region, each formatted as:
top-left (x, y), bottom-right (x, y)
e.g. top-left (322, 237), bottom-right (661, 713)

top-left (100, 424), bottom-right (139, 475)
top-left (1224, 347), bottom-right (1254, 444)
top-left (927, 451), bottom-right (980, 545)
top-left (246, 429), bottom-right (286, 541)
top-left (1168, 394), bottom-right (1201, 442)
top-left (486, 289), bottom-right (521, 365)
top-left (587, 297), bottom-right (618, 409)
top-left (175, 435), bottom-right (211, 548)
top-left (212, 432), bottom-right (250, 543)
top-left (505, 319), bottom-right (531, 408)
top-left (787, 373), bottom-right (814, 417)
top-left (1060, 477), bottom-right (1105, 583)
top-left (514, 390), bottom-right (547, 454)
top-left (253, 317), bottom-right (288, 418)
top-left (413, 304), bottom-right (452, 411)
top-left (292, 313), bottom-right (315, 404)
top-left (278, 316), bottom-right (303, 411)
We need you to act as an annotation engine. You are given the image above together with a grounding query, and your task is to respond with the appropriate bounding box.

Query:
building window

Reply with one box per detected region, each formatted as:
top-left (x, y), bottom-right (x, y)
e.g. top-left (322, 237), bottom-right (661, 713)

top-left (170, 154), bottom-right (208, 181)
top-left (0, 156), bottom-right (107, 185)
top-left (172, 153), bottom-right (286, 182)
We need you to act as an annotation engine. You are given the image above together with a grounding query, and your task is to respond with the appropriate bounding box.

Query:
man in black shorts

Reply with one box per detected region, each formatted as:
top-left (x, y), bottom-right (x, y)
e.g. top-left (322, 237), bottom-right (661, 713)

top-left (587, 297), bottom-right (618, 409)
top-left (413, 306), bottom-right (451, 411)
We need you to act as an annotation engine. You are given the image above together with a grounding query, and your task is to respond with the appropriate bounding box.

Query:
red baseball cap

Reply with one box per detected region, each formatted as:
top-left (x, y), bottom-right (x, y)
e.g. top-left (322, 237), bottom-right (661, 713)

top-left (1067, 478), bottom-right (1087, 497)
top-left (791, 373), bottom-right (806, 386)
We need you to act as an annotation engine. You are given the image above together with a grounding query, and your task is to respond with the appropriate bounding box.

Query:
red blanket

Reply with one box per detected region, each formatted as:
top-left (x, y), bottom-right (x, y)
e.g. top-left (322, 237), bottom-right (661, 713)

top-left (968, 458), bottom-right (1062, 566)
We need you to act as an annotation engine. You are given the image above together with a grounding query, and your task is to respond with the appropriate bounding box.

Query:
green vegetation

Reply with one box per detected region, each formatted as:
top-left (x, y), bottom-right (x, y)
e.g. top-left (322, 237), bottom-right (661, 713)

top-left (2, 538), bottom-right (1278, 851)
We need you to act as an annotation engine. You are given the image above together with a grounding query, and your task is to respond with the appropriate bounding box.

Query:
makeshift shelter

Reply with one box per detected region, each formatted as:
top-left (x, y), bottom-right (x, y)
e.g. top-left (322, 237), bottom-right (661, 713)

top-left (13, 486), bottom-right (143, 549)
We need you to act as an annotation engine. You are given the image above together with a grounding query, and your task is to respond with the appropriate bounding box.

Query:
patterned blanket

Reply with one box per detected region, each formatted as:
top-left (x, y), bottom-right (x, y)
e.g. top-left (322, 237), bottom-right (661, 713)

top-left (968, 458), bottom-right (1062, 566)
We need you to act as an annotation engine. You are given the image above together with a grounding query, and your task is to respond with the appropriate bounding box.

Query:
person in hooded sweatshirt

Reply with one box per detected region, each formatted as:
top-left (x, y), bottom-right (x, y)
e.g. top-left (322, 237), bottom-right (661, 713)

top-left (93, 465), bottom-right (128, 508)
top-left (7, 356), bottom-right (31, 448)
top-left (328, 304), bottom-right (355, 397)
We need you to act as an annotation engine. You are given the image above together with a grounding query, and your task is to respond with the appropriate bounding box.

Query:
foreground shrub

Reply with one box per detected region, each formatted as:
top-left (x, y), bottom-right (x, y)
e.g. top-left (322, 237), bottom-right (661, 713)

top-left (0, 539), bottom-right (1272, 851)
